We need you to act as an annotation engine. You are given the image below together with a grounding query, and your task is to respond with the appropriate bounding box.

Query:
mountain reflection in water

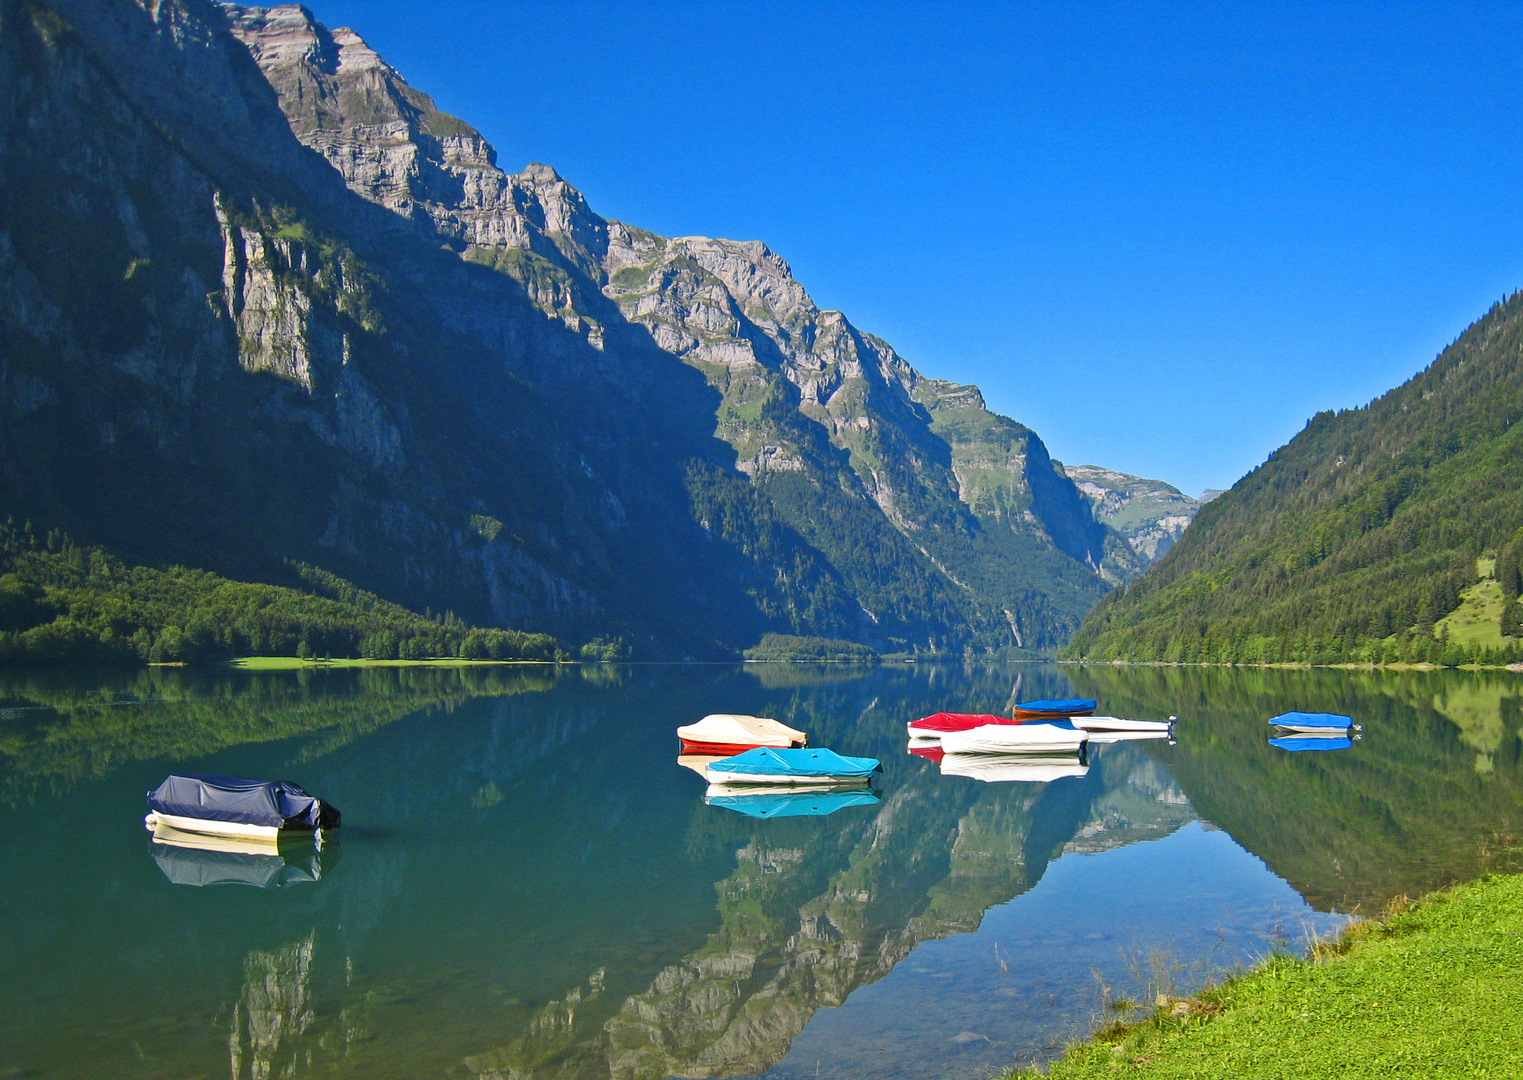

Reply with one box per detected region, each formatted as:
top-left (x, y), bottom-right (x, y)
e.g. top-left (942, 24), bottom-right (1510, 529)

top-left (0, 662), bottom-right (1517, 1079)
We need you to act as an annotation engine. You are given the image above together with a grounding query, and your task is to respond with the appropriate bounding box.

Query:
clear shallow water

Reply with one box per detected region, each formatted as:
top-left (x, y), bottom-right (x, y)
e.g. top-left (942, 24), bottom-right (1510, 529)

top-left (0, 662), bottom-right (1518, 1079)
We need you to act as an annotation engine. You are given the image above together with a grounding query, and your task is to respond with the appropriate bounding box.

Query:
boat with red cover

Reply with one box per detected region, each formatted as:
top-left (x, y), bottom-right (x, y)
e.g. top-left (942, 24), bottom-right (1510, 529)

top-left (907, 712), bottom-right (1023, 739)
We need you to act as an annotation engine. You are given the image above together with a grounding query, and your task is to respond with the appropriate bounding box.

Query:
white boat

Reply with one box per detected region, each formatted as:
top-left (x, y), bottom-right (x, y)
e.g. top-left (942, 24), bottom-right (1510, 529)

top-left (677, 713), bottom-right (807, 751)
top-left (940, 753), bottom-right (1089, 783)
top-left (1085, 730), bottom-right (1174, 744)
top-left (1071, 715), bottom-right (1175, 733)
top-left (940, 723), bottom-right (1086, 755)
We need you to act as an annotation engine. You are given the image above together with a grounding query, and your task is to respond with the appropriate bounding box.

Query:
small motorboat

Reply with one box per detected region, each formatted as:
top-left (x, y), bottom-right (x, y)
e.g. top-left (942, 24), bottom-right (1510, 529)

top-left (1085, 730), bottom-right (1173, 744)
top-left (678, 714), bottom-right (807, 754)
top-left (1071, 715), bottom-right (1174, 733)
top-left (1010, 698), bottom-right (1096, 719)
top-left (705, 789), bottom-right (880, 818)
top-left (1269, 711), bottom-right (1361, 734)
top-left (1270, 734), bottom-right (1355, 753)
top-left (940, 723), bottom-right (1086, 755)
top-left (145, 774), bottom-right (340, 842)
top-left (705, 747), bottom-right (879, 787)
top-left (940, 753), bottom-right (1089, 783)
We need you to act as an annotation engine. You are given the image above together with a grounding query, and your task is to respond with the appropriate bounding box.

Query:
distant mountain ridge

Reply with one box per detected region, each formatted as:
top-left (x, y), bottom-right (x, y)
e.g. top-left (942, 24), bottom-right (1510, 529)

top-left (0, 0), bottom-right (1137, 657)
top-left (1063, 464), bottom-right (1201, 569)
top-left (1066, 291), bottom-right (1523, 665)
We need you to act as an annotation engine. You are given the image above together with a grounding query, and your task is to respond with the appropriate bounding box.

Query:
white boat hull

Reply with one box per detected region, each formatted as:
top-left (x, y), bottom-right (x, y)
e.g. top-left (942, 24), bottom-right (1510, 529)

top-left (703, 770), bottom-right (871, 787)
top-left (940, 724), bottom-right (1085, 755)
top-left (144, 811), bottom-right (307, 842)
top-left (1085, 730), bottom-right (1174, 744)
top-left (1071, 716), bottom-right (1173, 733)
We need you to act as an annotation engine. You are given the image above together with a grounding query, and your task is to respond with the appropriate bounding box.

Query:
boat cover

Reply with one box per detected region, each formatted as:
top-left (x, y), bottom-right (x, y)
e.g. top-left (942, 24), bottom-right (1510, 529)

top-left (909, 712), bottom-right (1016, 733)
top-left (707, 747), bottom-right (880, 778)
top-left (147, 774), bottom-right (341, 830)
top-left (1268, 712), bottom-right (1353, 730)
top-left (152, 845), bottom-right (326, 888)
top-left (1012, 698), bottom-right (1096, 715)
top-left (1270, 735), bottom-right (1354, 752)
top-left (706, 789), bottom-right (880, 819)
top-left (676, 714), bottom-right (807, 748)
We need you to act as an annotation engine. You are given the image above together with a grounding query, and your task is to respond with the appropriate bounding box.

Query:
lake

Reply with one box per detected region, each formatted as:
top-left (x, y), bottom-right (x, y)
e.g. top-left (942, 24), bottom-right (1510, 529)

top-left (0, 662), bottom-right (1519, 1079)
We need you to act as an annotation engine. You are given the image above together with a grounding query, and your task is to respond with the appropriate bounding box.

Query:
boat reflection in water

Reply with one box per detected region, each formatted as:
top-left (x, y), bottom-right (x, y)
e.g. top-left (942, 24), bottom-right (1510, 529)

top-left (1269, 734), bottom-right (1357, 753)
top-left (149, 822), bottom-right (336, 889)
top-left (705, 787), bottom-right (881, 818)
top-left (939, 752), bottom-right (1089, 783)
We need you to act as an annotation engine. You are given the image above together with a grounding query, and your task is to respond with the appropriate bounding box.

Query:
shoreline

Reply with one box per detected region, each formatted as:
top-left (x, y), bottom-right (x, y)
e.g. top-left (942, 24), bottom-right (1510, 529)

top-left (1027, 872), bottom-right (1523, 1077)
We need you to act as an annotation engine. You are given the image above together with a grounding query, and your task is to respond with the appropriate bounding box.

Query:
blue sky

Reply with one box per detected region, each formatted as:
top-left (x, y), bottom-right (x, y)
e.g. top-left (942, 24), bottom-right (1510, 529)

top-left (309, 1), bottom-right (1523, 496)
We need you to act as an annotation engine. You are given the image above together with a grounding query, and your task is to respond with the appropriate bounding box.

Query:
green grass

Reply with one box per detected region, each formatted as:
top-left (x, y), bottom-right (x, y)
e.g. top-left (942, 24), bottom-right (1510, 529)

top-left (1037, 873), bottom-right (1523, 1078)
top-left (1437, 558), bottom-right (1508, 649)
top-left (228, 656), bottom-right (559, 670)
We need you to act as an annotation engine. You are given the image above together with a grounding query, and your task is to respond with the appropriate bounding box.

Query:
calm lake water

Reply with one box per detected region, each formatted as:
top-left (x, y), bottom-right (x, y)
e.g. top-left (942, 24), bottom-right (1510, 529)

top-left (1, 662), bottom-right (1520, 1079)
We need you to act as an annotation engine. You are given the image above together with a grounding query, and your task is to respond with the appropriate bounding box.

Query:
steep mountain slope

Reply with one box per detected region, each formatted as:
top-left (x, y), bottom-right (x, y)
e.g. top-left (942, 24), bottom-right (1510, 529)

top-left (0, 0), bottom-right (1119, 657)
top-left (1064, 464), bottom-right (1201, 567)
top-left (1066, 292), bottom-right (1523, 664)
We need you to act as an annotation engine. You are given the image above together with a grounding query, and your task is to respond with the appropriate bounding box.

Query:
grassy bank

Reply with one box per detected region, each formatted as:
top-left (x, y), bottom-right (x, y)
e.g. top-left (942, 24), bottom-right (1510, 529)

top-left (228, 656), bottom-right (561, 670)
top-left (1035, 873), bottom-right (1523, 1078)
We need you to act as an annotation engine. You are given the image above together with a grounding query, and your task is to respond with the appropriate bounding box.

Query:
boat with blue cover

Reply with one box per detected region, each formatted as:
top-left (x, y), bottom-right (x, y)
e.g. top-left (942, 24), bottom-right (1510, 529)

top-left (1270, 735), bottom-right (1355, 753)
top-left (705, 788), bottom-right (880, 818)
top-left (1011, 698), bottom-right (1096, 718)
top-left (704, 747), bottom-right (880, 787)
top-left (1269, 712), bottom-right (1361, 734)
top-left (145, 774), bottom-right (341, 842)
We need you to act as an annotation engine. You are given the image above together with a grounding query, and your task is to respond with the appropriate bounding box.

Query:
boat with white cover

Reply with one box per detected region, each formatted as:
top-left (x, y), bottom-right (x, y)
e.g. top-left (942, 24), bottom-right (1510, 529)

top-left (940, 753), bottom-right (1089, 783)
top-left (940, 723), bottom-right (1086, 755)
top-left (704, 747), bottom-right (879, 787)
top-left (1085, 730), bottom-right (1173, 744)
top-left (1071, 715), bottom-right (1175, 733)
top-left (677, 714), bottom-right (807, 754)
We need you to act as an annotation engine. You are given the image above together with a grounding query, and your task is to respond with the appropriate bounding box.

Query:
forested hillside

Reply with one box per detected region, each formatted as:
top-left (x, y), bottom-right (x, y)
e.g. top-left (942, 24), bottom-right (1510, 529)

top-left (1065, 292), bottom-right (1523, 666)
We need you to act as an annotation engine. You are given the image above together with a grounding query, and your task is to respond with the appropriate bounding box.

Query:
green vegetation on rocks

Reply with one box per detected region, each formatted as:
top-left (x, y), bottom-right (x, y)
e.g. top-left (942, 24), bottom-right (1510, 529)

top-left (0, 524), bottom-right (563, 666)
top-left (1065, 292), bottom-right (1523, 667)
top-left (1037, 873), bottom-right (1523, 1079)
top-left (742, 633), bottom-right (879, 663)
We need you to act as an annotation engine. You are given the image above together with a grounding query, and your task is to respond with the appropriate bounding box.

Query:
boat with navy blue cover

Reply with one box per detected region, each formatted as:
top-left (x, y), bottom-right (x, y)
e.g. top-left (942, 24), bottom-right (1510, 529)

top-left (1011, 698), bottom-right (1096, 718)
top-left (705, 788), bottom-right (880, 818)
top-left (145, 774), bottom-right (341, 841)
top-left (1268, 712), bottom-right (1360, 733)
top-left (704, 747), bottom-right (880, 786)
top-left (1270, 735), bottom-right (1355, 753)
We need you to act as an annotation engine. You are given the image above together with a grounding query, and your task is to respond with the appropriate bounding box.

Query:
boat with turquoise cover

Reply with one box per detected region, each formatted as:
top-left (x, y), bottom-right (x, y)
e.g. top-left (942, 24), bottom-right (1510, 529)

top-left (704, 747), bottom-right (880, 786)
top-left (1269, 711), bottom-right (1358, 733)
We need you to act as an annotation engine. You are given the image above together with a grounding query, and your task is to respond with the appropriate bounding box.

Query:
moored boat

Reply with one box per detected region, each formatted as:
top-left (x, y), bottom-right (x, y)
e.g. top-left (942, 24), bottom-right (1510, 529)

top-left (144, 774), bottom-right (341, 842)
top-left (1268, 711), bottom-right (1360, 734)
top-left (1071, 715), bottom-right (1174, 733)
top-left (677, 714), bottom-right (807, 753)
top-left (940, 723), bottom-right (1086, 755)
top-left (704, 747), bottom-right (879, 787)
top-left (1010, 698), bottom-right (1096, 719)
top-left (906, 712), bottom-right (1016, 738)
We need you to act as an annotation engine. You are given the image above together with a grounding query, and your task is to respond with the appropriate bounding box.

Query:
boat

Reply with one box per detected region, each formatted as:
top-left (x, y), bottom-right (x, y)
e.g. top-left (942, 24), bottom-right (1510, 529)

top-left (906, 712), bottom-right (1017, 738)
top-left (1268, 711), bottom-right (1361, 733)
top-left (149, 823), bottom-right (333, 888)
top-left (705, 788), bottom-right (880, 818)
top-left (677, 714), bottom-right (807, 754)
top-left (1071, 715), bottom-right (1174, 733)
top-left (939, 723), bottom-right (1086, 754)
top-left (940, 752), bottom-right (1089, 783)
top-left (704, 747), bottom-right (879, 787)
top-left (1084, 729), bottom-right (1173, 744)
top-left (1010, 698), bottom-right (1096, 719)
top-left (144, 774), bottom-right (341, 841)
top-left (1270, 734), bottom-right (1355, 753)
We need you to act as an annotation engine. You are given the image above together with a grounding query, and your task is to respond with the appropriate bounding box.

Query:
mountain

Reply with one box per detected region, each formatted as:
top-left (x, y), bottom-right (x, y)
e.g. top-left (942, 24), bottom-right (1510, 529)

top-left (1063, 464), bottom-right (1201, 569)
top-left (0, 0), bottom-right (1126, 659)
top-left (1064, 292), bottom-right (1523, 665)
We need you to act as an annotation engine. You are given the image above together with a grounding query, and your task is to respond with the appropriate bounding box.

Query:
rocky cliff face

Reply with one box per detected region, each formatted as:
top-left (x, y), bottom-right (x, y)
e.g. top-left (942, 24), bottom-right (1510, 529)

top-left (1, 0), bottom-right (1126, 655)
top-left (1064, 465), bottom-right (1201, 570)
